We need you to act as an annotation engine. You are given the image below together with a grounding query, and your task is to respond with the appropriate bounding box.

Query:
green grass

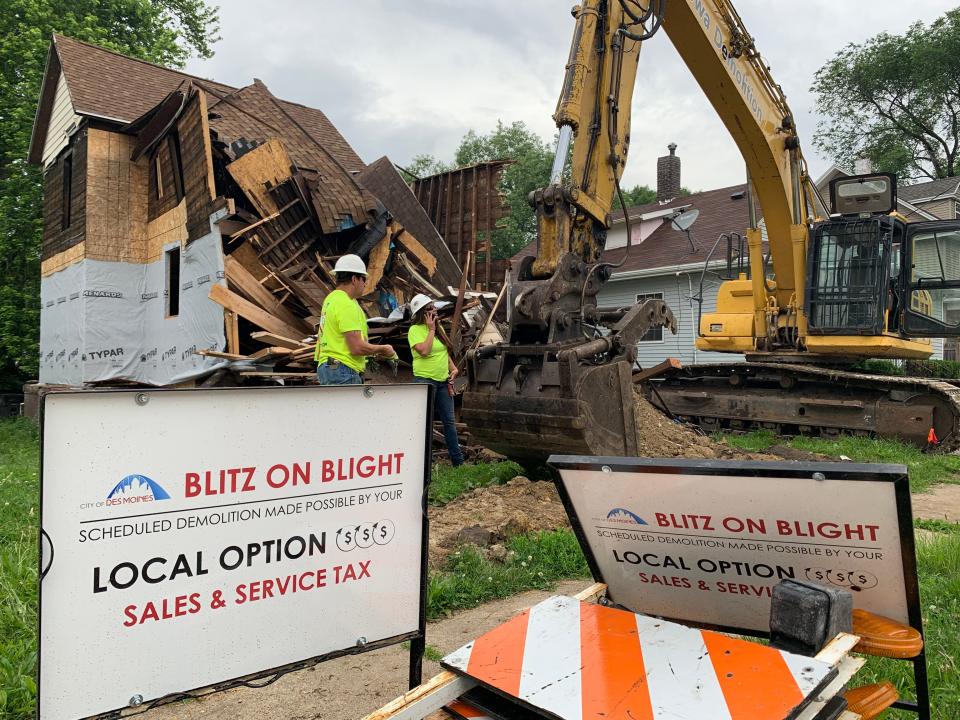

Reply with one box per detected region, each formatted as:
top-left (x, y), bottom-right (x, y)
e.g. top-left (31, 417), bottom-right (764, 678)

top-left (400, 642), bottom-right (444, 662)
top-left (426, 529), bottom-right (590, 619)
top-left (854, 533), bottom-right (960, 718)
top-left (428, 460), bottom-right (523, 505)
top-left (719, 431), bottom-right (960, 492)
top-left (0, 419), bottom-right (39, 719)
top-left (914, 518), bottom-right (960, 535)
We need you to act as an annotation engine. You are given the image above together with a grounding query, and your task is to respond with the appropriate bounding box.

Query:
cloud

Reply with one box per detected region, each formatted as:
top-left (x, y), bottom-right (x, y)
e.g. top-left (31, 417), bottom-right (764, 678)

top-left (186, 0), bottom-right (957, 189)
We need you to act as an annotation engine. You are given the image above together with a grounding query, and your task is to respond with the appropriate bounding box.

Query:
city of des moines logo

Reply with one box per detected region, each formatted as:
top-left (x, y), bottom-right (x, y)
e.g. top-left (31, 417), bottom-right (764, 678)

top-left (106, 474), bottom-right (171, 505)
top-left (606, 508), bottom-right (648, 525)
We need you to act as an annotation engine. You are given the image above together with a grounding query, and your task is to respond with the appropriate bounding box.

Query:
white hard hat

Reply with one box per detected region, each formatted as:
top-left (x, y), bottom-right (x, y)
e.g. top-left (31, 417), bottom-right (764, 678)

top-left (333, 254), bottom-right (367, 276)
top-left (409, 293), bottom-right (434, 316)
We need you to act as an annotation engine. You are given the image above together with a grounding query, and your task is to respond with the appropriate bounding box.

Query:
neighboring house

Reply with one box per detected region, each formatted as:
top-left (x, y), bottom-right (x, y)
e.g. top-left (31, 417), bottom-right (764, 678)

top-left (511, 151), bottom-right (960, 367)
top-left (30, 34), bottom-right (375, 386)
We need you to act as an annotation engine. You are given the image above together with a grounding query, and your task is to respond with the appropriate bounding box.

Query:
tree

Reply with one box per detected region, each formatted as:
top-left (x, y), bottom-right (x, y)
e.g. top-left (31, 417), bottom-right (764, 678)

top-left (397, 154), bottom-right (451, 182)
top-left (0, 0), bottom-right (219, 390)
top-left (812, 8), bottom-right (960, 181)
top-left (612, 184), bottom-right (656, 209)
top-left (453, 121), bottom-right (555, 260)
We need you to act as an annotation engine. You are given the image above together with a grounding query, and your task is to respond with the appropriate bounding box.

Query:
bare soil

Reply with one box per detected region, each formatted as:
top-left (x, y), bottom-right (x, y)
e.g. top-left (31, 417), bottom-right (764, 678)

top-left (633, 393), bottom-right (773, 461)
top-left (429, 475), bottom-right (569, 566)
top-left (911, 483), bottom-right (960, 522)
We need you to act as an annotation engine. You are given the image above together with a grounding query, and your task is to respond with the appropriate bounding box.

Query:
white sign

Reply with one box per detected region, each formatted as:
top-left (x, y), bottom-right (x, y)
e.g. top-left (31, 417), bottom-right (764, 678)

top-left (555, 461), bottom-right (913, 633)
top-left (40, 385), bottom-right (429, 720)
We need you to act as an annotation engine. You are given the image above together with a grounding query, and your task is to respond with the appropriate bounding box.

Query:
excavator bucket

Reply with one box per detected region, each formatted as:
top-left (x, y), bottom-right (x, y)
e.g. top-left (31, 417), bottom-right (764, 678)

top-left (463, 298), bottom-right (675, 465)
top-left (463, 358), bottom-right (638, 465)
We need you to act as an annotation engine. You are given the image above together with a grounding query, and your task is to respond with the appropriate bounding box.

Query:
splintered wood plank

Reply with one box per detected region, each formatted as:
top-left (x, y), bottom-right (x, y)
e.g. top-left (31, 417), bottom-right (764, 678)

top-left (360, 671), bottom-right (477, 720)
top-left (198, 349), bottom-right (249, 361)
top-left (450, 251), bottom-right (472, 347)
top-left (226, 138), bottom-right (295, 216)
top-left (224, 255), bottom-right (311, 334)
top-left (224, 310), bottom-right (239, 355)
top-left (364, 233), bottom-right (392, 295)
top-left (229, 242), bottom-right (282, 291)
top-left (393, 226), bottom-right (437, 277)
top-left (248, 346), bottom-right (293, 360)
top-left (209, 283), bottom-right (305, 341)
top-left (250, 331), bottom-right (310, 350)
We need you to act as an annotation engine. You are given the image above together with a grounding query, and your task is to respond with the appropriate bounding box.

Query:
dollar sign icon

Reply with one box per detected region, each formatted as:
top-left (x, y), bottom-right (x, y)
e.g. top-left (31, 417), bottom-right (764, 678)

top-left (374, 519), bottom-right (396, 546)
top-left (356, 522), bottom-right (375, 549)
top-left (336, 526), bottom-right (357, 553)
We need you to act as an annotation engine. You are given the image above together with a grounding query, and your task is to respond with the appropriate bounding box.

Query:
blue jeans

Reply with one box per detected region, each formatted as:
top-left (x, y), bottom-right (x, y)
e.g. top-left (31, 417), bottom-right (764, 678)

top-left (317, 362), bottom-right (362, 385)
top-left (414, 376), bottom-right (464, 466)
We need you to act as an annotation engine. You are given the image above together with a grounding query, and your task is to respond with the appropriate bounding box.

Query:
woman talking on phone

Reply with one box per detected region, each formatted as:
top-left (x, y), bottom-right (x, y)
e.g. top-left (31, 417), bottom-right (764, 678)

top-left (407, 294), bottom-right (464, 467)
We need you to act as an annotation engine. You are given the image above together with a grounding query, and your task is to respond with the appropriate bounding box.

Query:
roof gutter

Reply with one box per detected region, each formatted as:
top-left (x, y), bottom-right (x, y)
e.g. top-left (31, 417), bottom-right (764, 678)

top-left (609, 258), bottom-right (730, 281)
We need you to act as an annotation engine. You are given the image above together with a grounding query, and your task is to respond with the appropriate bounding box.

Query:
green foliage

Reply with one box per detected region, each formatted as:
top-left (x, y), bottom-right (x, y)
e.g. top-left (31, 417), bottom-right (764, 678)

top-left (429, 461), bottom-right (523, 505)
top-left (854, 359), bottom-right (907, 376)
top-left (812, 9), bottom-right (960, 180)
top-left (0, 420), bottom-right (39, 719)
top-left (612, 184), bottom-right (656, 210)
top-left (905, 359), bottom-right (960, 379)
top-left (397, 154), bottom-right (452, 182)
top-left (453, 121), bottom-right (555, 260)
top-left (0, 0), bottom-right (220, 388)
top-left (426, 530), bottom-right (590, 619)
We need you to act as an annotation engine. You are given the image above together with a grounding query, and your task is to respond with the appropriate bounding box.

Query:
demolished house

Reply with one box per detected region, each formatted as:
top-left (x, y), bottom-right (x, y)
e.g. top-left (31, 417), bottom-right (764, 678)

top-left (30, 35), bottom-right (498, 387)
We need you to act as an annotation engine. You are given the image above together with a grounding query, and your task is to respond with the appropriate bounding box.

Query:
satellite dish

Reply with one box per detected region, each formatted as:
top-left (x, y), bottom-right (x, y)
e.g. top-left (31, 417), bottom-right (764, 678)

top-left (671, 208), bottom-right (700, 232)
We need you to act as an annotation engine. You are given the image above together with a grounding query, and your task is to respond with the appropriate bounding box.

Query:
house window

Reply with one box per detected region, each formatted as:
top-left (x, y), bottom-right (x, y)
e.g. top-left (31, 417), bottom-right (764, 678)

top-left (636, 292), bottom-right (664, 342)
top-left (166, 132), bottom-right (185, 202)
top-left (61, 153), bottom-right (72, 229)
top-left (165, 246), bottom-right (181, 317)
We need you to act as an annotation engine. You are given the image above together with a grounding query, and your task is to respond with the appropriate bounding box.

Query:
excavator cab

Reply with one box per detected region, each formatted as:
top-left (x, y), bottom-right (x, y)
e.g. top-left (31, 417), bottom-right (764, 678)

top-left (808, 173), bottom-right (960, 341)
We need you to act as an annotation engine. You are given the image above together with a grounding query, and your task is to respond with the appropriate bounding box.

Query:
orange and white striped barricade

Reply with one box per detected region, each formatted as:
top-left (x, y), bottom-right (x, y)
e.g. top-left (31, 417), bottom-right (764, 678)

top-left (440, 595), bottom-right (853, 720)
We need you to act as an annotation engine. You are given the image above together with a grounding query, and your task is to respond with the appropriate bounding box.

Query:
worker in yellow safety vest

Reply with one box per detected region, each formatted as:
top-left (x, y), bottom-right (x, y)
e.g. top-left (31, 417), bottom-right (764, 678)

top-left (315, 254), bottom-right (397, 385)
top-left (408, 293), bottom-right (464, 466)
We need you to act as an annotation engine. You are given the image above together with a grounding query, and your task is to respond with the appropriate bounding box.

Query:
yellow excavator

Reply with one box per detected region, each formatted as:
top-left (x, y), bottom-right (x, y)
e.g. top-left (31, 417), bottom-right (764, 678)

top-left (463, 0), bottom-right (960, 461)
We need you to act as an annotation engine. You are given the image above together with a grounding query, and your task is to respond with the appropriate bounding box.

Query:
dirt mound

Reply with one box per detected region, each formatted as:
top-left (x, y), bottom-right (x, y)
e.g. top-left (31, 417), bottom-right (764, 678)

top-left (427, 394), bottom-right (775, 566)
top-left (634, 392), bottom-right (770, 460)
top-left (429, 476), bottom-right (570, 566)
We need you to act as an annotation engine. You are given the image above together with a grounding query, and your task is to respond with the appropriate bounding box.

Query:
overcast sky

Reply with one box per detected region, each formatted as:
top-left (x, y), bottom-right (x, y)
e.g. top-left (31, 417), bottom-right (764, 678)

top-left (185, 1), bottom-right (956, 192)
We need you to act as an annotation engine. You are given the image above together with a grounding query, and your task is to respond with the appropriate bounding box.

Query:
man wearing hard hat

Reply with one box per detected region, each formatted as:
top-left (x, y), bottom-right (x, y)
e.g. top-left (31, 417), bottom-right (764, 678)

top-left (315, 254), bottom-right (397, 385)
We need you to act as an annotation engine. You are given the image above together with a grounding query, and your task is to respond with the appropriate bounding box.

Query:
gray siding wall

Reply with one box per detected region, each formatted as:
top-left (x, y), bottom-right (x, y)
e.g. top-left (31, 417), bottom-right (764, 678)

top-left (600, 273), bottom-right (946, 364)
top-left (599, 271), bottom-right (744, 367)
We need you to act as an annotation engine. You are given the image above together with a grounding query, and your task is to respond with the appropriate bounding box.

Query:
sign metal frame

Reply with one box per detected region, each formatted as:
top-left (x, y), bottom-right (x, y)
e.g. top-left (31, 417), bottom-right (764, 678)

top-left (548, 455), bottom-right (928, 720)
top-left (38, 384), bottom-right (434, 720)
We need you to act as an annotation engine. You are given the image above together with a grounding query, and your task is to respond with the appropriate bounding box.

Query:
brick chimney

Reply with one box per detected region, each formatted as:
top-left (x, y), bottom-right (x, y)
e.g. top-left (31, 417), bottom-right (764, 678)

top-left (657, 143), bottom-right (681, 202)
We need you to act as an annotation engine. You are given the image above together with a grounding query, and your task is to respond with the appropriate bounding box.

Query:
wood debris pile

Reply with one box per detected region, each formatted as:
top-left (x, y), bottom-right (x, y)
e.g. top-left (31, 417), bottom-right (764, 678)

top-left (199, 137), bottom-right (502, 384)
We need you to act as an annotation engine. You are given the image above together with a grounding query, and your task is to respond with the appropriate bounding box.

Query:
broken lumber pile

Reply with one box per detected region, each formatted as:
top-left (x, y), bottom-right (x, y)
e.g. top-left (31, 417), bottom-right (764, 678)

top-left (202, 136), bottom-right (500, 381)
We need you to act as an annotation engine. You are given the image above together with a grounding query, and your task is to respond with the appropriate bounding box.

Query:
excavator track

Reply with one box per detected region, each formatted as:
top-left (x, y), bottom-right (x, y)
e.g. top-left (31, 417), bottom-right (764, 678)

top-left (649, 363), bottom-right (960, 452)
